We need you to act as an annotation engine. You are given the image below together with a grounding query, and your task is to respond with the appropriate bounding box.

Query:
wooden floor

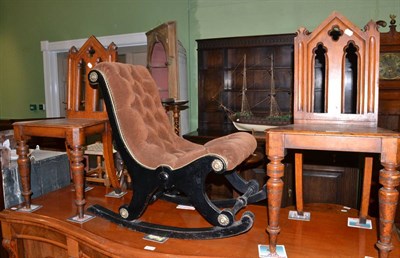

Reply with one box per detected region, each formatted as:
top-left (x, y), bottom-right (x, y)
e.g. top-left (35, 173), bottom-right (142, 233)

top-left (3, 184), bottom-right (400, 258)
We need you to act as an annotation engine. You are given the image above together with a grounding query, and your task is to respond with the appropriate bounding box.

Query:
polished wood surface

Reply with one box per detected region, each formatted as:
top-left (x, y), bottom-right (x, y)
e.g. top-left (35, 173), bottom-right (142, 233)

top-left (13, 36), bottom-right (119, 220)
top-left (0, 184), bottom-right (399, 258)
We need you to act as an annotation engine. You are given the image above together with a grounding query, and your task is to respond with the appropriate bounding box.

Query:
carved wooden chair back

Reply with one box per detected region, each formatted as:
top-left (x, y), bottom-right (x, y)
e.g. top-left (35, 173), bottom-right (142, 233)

top-left (292, 12), bottom-right (380, 222)
top-left (66, 35), bottom-right (119, 188)
top-left (67, 35), bottom-right (117, 120)
top-left (293, 12), bottom-right (380, 126)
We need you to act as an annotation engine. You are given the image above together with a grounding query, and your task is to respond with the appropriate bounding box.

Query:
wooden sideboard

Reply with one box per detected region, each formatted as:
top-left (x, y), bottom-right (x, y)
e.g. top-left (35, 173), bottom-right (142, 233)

top-left (1, 184), bottom-right (398, 257)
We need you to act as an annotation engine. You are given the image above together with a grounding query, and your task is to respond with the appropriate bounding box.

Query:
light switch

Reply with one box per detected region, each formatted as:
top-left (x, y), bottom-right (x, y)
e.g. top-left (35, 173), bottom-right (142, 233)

top-left (30, 104), bottom-right (37, 111)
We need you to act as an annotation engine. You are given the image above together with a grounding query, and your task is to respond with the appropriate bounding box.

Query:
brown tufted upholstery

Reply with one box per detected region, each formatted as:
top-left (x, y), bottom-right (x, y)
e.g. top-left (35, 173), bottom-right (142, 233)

top-left (93, 62), bottom-right (257, 171)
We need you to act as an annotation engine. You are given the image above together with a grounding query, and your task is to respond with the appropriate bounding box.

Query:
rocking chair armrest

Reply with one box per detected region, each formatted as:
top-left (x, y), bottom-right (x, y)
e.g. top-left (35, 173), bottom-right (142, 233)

top-left (204, 132), bottom-right (257, 171)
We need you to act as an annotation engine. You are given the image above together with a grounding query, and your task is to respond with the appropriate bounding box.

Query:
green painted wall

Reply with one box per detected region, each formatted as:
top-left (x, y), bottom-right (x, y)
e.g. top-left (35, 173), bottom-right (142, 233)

top-left (0, 0), bottom-right (189, 119)
top-left (1, 0), bottom-right (399, 132)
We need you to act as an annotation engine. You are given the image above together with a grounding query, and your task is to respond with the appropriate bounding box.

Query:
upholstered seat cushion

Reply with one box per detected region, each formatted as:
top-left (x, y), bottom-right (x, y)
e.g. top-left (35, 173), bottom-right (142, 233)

top-left (94, 62), bottom-right (257, 171)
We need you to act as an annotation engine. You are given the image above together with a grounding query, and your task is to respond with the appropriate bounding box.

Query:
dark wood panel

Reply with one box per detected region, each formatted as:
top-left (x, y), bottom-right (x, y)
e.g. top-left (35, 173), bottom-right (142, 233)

top-left (378, 17), bottom-right (400, 133)
top-left (197, 34), bottom-right (295, 133)
top-left (302, 164), bottom-right (360, 208)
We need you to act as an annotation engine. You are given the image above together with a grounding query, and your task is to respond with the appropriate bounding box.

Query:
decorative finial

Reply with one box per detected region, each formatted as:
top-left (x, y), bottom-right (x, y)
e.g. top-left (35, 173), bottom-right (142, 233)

top-left (389, 14), bottom-right (396, 25)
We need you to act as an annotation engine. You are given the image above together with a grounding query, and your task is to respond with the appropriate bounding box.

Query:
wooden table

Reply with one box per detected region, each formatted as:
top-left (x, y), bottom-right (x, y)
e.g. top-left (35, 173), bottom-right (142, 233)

top-left (265, 124), bottom-right (400, 257)
top-left (1, 184), bottom-right (399, 257)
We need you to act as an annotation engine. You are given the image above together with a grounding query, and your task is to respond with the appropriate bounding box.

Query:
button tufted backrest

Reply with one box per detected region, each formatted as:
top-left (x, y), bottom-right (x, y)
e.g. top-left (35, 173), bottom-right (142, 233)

top-left (92, 62), bottom-right (257, 171)
top-left (93, 62), bottom-right (204, 170)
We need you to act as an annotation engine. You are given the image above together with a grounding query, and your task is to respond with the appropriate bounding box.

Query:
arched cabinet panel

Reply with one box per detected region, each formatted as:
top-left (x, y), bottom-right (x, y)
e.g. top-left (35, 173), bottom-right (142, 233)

top-left (146, 21), bottom-right (189, 135)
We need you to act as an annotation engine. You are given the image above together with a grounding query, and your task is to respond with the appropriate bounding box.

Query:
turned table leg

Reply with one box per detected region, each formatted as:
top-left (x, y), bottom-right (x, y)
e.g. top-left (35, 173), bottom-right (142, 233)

top-left (16, 140), bottom-right (32, 209)
top-left (376, 162), bottom-right (399, 258)
top-left (266, 154), bottom-right (285, 255)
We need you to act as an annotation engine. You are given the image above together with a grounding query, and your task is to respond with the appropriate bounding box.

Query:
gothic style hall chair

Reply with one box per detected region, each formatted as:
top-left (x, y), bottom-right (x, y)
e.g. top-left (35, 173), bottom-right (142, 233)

top-left (13, 35), bottom-right (121, 222)
top-left (87, 62), bottom-right (266, 239)
top-left (265, 12), bottom-right (400, 257)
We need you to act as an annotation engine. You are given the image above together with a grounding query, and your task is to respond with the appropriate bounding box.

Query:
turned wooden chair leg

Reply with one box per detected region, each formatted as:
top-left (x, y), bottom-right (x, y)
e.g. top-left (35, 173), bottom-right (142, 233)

top-left (102, 123), bottom-right (120, 189)
top-left (359, 156), bottom-right (373, 224)
top-left (65, 141), bottom-right (73, 180)
top-left (96, 155), bottom-right (103, 179)
top-left (295, 152), bottom-right (304, 216)
top-left (16, 140), bottom-right (32, 209)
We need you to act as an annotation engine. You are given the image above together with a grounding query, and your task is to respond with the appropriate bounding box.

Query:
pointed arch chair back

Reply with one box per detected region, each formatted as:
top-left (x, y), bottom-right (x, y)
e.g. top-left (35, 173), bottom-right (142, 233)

top-left (67, 35), bottom-right (117, 119)
top-left (293, 12), bottom-right (380, 126)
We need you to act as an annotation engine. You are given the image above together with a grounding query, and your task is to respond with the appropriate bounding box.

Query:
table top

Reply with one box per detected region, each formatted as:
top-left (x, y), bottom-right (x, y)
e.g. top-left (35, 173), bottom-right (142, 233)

top-left (266, 124), bottom-right (400, 137)
top-left (1, 185), bottom-right (399, 257)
